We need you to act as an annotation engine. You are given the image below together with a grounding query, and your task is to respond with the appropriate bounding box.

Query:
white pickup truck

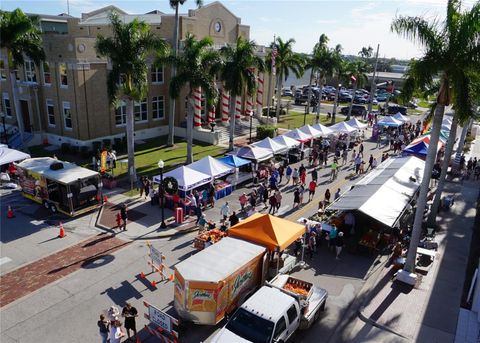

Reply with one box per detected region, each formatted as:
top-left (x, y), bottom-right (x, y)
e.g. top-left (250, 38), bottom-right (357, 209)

top-left (211, 274), bottom-right (328, 343)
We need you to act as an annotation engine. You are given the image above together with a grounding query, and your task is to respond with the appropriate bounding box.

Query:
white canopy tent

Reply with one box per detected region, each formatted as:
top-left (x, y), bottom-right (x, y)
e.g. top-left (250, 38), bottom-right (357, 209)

top-left (154, 166), bottom-right (211, 191)
top-left (298, 125), bottom-right (322, 139)
top-left (328, 156), bottom-right (425, 227)
top-left (252, 137), bottom-right (289, 154)
top-left (393, 112), bottom-right (409, 123)
top-left (0, 147), bottom-right (31, 166)
top-left (377, 116), bottom-right (403, 127)
top-left (330, 121), bottom-right (357, 134)
top-left (235, 145), bottom-right (273, 162)
top-left (311, 123), bottom-right (334, 137)
top-left (346, 118), bottom-right (368, 130)
top-left (188, 156), bottom-right (235, 179)
top-left (272, 135), bottom-right (301, 149)
top-left (284, 128), bottom-right (313, 142)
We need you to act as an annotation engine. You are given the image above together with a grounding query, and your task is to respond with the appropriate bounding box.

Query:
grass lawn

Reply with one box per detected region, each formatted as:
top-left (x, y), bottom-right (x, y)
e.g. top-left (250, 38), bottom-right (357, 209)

top-left (276, 110), bottom-right (343, 130)
top-left (29, 136), bottom-right (226, 180)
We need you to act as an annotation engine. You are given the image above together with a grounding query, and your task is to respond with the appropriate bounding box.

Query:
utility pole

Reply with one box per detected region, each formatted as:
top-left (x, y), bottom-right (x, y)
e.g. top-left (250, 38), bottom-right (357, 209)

top-left (265, 35), bottom-right (276, 126)
top-left (368, 44), bottom-right (380, 114)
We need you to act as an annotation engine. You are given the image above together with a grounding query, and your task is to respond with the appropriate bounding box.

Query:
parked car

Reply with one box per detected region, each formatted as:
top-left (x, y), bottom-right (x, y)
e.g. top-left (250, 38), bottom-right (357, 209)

top-left (282, 89), bottom-right (293, 97)
top-left (338, 92), bottom-right (353, 102)
top-left (353, 95), bottom-right (367, 104)
top-left (340, 105), bottom-right (367, 117)
top-left (387, 105), bottom-right (408, 115)
top-left (375, 94), bottom-right (388, 102)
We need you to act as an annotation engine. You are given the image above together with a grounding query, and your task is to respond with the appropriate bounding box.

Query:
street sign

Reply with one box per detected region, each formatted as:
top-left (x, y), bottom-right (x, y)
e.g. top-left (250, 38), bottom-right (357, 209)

top-left (149, 245), bottom-right (163, 266)
top-left (148, 304), bottom-right (171, 332)
top-left (143, 301), bottom-right (179, 342)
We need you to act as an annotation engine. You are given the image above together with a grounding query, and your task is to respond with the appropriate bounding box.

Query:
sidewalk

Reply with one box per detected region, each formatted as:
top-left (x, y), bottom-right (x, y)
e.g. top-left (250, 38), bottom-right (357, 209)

top-left (340, 124), bottom-right (480, 343)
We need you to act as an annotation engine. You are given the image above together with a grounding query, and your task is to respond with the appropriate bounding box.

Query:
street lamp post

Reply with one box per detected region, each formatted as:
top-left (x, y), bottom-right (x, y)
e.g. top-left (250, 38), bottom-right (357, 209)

top-left (1, 113), bottom-right (7, 144)
top-left (249, 111), bottom-right (253, 144)
top-left (158, 160), bottom-right (167, 228)
top-left (304, 104), bottom-right (308, 126)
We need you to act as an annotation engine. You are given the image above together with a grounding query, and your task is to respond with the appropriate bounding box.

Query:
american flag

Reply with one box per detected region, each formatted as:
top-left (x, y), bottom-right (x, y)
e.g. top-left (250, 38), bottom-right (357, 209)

top-left (271, 43), bottom-right (278, 76)
top-left (351, 75), bottom-right (357, 82)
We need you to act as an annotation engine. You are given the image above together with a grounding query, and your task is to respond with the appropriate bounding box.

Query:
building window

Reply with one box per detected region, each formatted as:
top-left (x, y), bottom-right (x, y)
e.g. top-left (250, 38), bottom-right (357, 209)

top-left (151, 65), bottom-right (163, 84)
top-left (43, 62), bottom-right (51, 86)
top-left (2, 93), bottom-right (12, 117)
top-left (152, 96), bottom-right (164, 120)
top-left (24, 60), bottom-right (37, 83)
top-left (0, 59), bottom-right (6, 81)
top-left (115, 101), bottom-right (127, 126)
top-left (134, 98), bottom-right (147, 122)
top-left (59, 63), bottom-right (68, 87)
top-left (46, 99), bottom-right (55, 126)
top-left (62, 101), bottom-right (72, 129)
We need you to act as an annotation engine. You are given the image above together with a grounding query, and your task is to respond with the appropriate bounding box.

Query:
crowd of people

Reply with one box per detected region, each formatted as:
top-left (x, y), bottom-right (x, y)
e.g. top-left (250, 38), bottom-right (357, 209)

top-left (98, 302), bottom-right (138, 343)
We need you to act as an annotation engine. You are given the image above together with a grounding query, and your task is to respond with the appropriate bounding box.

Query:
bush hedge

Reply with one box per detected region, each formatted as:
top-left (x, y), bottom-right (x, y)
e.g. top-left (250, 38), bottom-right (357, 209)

top-left (256, 125), bottom-right (277, 140)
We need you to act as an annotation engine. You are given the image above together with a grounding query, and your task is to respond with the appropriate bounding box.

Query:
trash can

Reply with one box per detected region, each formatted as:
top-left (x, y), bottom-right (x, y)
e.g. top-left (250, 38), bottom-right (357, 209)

top-left (175, 207), bottom-right (184, 224)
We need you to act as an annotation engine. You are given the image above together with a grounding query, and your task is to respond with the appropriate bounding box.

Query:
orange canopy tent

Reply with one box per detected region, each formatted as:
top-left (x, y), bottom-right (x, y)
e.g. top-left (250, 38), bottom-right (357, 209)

top-left (228, 213), bottom-right (306, 251)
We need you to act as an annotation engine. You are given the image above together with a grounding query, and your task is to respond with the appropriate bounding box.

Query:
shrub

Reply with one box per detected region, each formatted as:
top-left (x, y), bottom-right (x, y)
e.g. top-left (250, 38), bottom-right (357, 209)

top-left (60, 143), bottom-right (70, 154)
top-left (262, 107), bottom-right (285, 117)
top-left (256, 125), bottom-right (277, 140)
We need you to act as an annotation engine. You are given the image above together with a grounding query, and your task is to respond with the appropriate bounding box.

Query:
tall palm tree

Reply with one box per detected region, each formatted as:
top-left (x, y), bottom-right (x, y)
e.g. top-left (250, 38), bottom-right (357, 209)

top-left (391, 0), bottom-right (479, 281)
top-left (269, 37), bottom-right (304, 122)
top-left (307, 35), bottom-right (337, 124)
top-left (96, 13), bottom-right (169, 186)
top-left (0, 9), bottom-right (45, 144)
top-left (346, 60), bottom-right (369, 120)
top-left (221, 37), bottom-right (265, 151)
top-left (157, 33), bottom-right (219, 163)
top-left (358, 46), bottom-right (373, 59)
top-left (167, 0), bottom-right (203, 147)
top-left (330, 51), bottom-right (348, 125)
top-left (305, 34), bottom-right (329, 115)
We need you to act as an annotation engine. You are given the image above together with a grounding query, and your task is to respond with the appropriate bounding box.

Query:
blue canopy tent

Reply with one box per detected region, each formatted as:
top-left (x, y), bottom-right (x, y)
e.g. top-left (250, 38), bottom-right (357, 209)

top-left (217, 155), bottom-right (251, 168)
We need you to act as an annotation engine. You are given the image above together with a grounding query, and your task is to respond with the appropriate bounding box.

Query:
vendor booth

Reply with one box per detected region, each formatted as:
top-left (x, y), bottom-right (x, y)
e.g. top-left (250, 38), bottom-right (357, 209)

top-left (154, 166), bottom-right (211, 191)
top-left (298, 125), bottom-right (322, 139)
top-left (284, 128), bottom-right (313, 142)
top-left (403, 135), bottom-right (444, 158)
top-left (330, 121), bottom-right (357, 134)
top-left (272, 135), bottom-right (301, 149)
top-left (218, 155), bottom-right (253, 187)
top-left (346, 118), bottom-right (368, 130)
top-left (252, 137), bottom-right (289, 155)
top-left (377, 116), bottom-right (402, 127)
top-left (228, 213), bottom-right (306, 277)
top-left (0, 147), bottom-right (30, 166)
top-left (311, 123), bottom-right (334, 137)
top-left (235, 146), bottom-right (273, 162)
top-left (393, 112), bottom-right (409, 123)
top-left (188, 156), bottom-right (235, 200)
top-left (326, 156), bottom-right (425, 252)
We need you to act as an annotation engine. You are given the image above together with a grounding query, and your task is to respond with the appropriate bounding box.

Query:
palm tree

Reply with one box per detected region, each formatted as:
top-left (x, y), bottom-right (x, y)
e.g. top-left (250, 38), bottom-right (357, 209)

top-left (346, 60), bottom-right (369, 120)
top-left (167, 0), bottom-right (203, 147)
top-left (221, 37), bottom-right (265, 151)
top-left (358, 46), bottom-right (373, 59)
top-left (157, 33), bottom-right (219, 163)
top-left (269, 37), bottom-right (304, 122)
top-left (330, 51), bottom-right (349, 125)
top-left (307, 35), bottom-right (338, 124)
top-left (96, 13), bottom-right (169, 187)
top-left (0, 9), bottom-right (45, 145)
top-left (305, 34), bottom-right (329, 115)
top-left (391, 0), bottom-right (479, 282)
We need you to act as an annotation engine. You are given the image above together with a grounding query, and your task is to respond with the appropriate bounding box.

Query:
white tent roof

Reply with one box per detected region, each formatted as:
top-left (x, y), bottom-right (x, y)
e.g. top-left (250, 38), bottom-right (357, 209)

top-left (330, 121), bottom-right (357, 134)
top-left (298, 125), bottom-right (322, 138)
top-left (393, 112), bottom-right (410, 123)
top-left (284, 128), bottom-right (312, 142)
top-left (0, 147), bottom-right (30, 166)
top-left (154, 166), bottom-right (211, 191)
top-left (346, 118), bottom-right (368, 130)
top-left (16, 157), bottom-right (99, 184)
top-left (378, 116), bottom-right (403, 127)
top-left (175, 237), bottom-right (265, 282)
top-left (252, 137), bottom-right (288, 154)
top-left (188, 156), bottom-right (234, 179)
top-left (328, 156), bottom-right (425, 227)
top-left (272, 135), bottom-right (301, 149)
top-left (235, 145), bottom-right (273, 162)
top-left (311, 123), bottom-right (334, 136)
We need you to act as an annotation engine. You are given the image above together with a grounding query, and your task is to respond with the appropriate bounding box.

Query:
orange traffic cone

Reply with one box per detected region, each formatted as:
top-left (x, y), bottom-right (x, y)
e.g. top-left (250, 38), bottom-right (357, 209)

top-left (140, 272), bottom-right (145, 279)
top-left (58, 222), bottom-right (66, 238)
top-left (168, 274), bottom-right (175, 282)
top-left (150, 280), bottom-right (157, 287)
top-left (103, 195), bottom-right (108, 203)
top-left (7, 206), bottom-right (14, 219)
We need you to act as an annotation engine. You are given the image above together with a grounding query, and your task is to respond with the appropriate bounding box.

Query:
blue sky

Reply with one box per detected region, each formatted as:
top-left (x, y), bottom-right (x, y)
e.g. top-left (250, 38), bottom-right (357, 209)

top-left (1, 0), bottom-right (476, 59)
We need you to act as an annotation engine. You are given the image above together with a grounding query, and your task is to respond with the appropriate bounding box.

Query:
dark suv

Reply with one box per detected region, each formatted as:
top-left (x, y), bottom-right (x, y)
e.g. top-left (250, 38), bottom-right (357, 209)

top-left (387, 105), bottom-right (408, 115)
top-left (340, 105), bottom-right (367, 117)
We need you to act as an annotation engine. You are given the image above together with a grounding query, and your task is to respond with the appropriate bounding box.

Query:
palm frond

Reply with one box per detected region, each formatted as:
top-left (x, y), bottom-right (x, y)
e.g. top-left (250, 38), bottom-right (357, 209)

top-left (391, 15), bottom-right (443, 50)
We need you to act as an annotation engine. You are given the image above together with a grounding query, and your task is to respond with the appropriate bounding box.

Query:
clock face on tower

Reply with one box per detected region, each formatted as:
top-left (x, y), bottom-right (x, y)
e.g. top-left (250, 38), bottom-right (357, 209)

top-left (214, 21), bottom-right (221, 32)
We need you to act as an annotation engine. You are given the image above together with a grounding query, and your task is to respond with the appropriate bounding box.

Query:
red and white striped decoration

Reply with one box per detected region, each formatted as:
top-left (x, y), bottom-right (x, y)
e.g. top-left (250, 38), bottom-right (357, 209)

top-left (193, 87), bottom-right (202, 128)
top-left (208, 105), bottom-right (215, 123)
top-left (221, 90), bottom-right (229, 122)
top-left (245, 95), bottom-right (253, 118)
top-left (235, 96), bottom-right (242, 120)
top-left (256, 72), bottom-right (264, 116)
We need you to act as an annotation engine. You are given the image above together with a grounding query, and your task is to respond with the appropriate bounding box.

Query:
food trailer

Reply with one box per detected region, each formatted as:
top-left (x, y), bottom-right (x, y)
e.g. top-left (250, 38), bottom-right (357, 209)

top-left (16, 157), bottom-right (102, 216)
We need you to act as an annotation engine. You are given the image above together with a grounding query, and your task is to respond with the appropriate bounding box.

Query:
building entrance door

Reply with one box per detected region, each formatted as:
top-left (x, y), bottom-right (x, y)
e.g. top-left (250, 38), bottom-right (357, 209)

top-left (20, 100), bottom-right (31, 132)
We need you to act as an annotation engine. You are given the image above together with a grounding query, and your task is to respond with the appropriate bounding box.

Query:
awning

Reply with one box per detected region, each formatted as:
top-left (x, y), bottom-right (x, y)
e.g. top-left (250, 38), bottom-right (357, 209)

top-left (252, 137), bottom-right (288, 154)
top-left (188, 156), bottom-right (235, 179)
top-left (377, 116), bottom-right (402, 127)
top-left (272, 135), bottom-right (301, 149)
top-left (345, 118), bottom-right (368, 130)
top-left (311, 123), bottom-right (334, 137)
top-left (284, 128), bottom-right (312, 142)
top-left (328, 156), bottom-right (425, 227)
top-left (393, 112), bottom-right (409, 123)
top-left (217, 155), bottom-right (251, 168)
top-left (228, 213), bottom-right (306, 251)
top-left (298, 125), bottom-right (322, 138)
top-left (154, 166), bottom-right (211, 191)
top-left (0, 147), bottom-right (30, 165)
top-left (330, 121), bottom-right (357, 134)
top-left (235, 146), bottom-right (273, 162)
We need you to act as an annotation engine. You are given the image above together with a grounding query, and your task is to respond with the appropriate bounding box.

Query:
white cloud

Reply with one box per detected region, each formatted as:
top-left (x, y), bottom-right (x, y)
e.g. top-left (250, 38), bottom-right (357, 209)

top-left (316, 19), bottom-right (338, 24)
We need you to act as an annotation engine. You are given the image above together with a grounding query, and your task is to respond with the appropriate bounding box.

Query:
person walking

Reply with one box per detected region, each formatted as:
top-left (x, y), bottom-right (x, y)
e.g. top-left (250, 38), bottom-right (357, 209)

top-left (300, 169), bottom-right (306, 186)
top-left (359, 143), bottom-right (364, 157)
top-left (311, 168), bottom-right (318, 182)
top-left (335, 232), bottom-right (345, 259)
top-left (120, 204), bottom-right (128, 231)
top-left (278, 165), bottom-right (284, 184)
top-left (274, 189), bottom-right (282, 212)
top-left (293, 188), bottom-right (300, 209)
top-left (341, 149), bottom-right (348, 166)
top-left (334, 188), bottom-right (341, 201)
top-left (109, 319), bottom-right (125, 343)
top-left (220, 202), bottom-right (230, 221)
top-left (330, 159), bottom-right (338, 181)
top-left (350, 149), bottom-right (356, 167)
top-left (98, 314), bottom-right (109, 343)
top-left (292, 168), bottom-right (299, 185)
top-left (249, 190), bottom-right (257, 208)
top-left (372, 157), bottom-right (378, 169)
top-left (285, 165), bottom-right (293, 184)
top-left (268, 194), bottom-right (278, 214)
top-left (328, 225), bottom-right (338, 252)
top-left (137, 176), bottom-right (144, 197)
top-left (308, 232), bottom-right (317, 258)
top-left (308, 179), bottom-right (317, 201)
top-left (324, 189), bottom-right (331, 205)
top-left (143, 178), bottom-right (150, 200)
top-left (122, 302), bottom-right (138, 342)
top-left (239, 192), bottom-right (248, 212)
top-left (298, 184), bottom-right (305, 206)
top-left (354, 154), bottom-right (362, 175)
top-left (366, 154), bottom-right (374, 172)
top-left (229, 211), bottom-right (239, 226)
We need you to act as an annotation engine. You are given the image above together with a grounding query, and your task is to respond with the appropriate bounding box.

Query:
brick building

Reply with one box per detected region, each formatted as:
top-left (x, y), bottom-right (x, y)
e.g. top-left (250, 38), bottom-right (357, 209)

top-left (0, 2), bottom-right (270, 148)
